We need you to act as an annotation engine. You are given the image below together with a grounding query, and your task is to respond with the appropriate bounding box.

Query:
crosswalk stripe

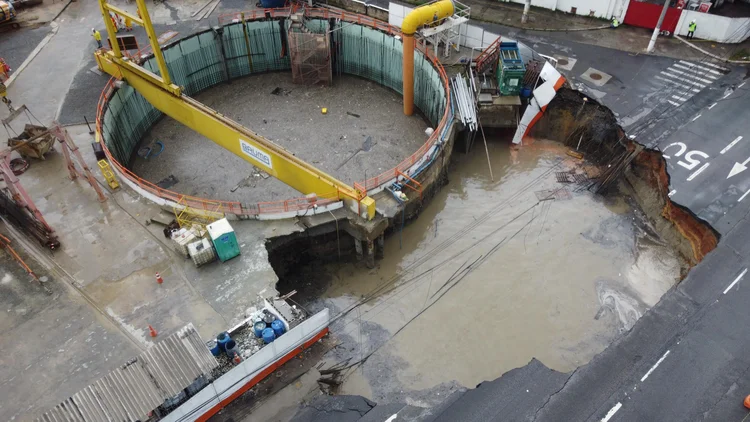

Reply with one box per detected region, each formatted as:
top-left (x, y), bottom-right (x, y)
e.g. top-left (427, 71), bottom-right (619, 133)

top-left (660, 72), bottom-right (706, 88)
top-left (672, 95), bottom-right (690, 102)
top-left (663, 68), bottom-right (714, 84)
top-left (654, 75), bottom-right (701, 92)
top-left (680, 60), bottom-right (728, 72)
top-left (672, 63), bottom-right (719, 79)
top-left (667, 100), bottom-right (680, 106)
top-left (677, 60), bottom-right (724, 75)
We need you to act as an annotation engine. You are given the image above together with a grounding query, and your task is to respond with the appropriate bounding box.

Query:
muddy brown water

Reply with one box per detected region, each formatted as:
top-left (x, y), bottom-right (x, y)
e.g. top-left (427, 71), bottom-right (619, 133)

top-left (283, 138), bottom-right (683, 402)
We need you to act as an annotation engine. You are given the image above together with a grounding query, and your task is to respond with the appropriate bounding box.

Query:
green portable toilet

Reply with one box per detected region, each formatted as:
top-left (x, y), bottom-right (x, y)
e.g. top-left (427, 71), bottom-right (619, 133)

top-left (207, 218), bottom-right (241, 262)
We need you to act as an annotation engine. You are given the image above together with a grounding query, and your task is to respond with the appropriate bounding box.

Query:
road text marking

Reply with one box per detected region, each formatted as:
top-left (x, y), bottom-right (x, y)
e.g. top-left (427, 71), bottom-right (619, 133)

top-left (691, 114), bottom-right (702, 122)
top-left (601, 402), bottom-right (622, 422)
top-left (721, 136), bottom-right (743, 154)
top-left (708, 102), bottom-right (718, 109)
top-left (640, 350), bottom-right (671, 382)
top-left (723, 268), bottom-right (747, 294)
top-left (739, 190), bottom-right (750, 202)
top-left (687, 163), bottom-right (710, 181)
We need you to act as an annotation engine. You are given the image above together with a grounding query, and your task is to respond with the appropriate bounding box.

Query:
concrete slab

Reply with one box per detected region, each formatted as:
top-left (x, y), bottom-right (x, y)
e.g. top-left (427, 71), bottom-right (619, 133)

top-left (1, 124), bottom-right (305, 418)
top-left (131, 73), bottom-right (430, 205)
top-left (579, 67), bottom-right (612, 87)
top-left (554, 55), bottom-right (577, 71)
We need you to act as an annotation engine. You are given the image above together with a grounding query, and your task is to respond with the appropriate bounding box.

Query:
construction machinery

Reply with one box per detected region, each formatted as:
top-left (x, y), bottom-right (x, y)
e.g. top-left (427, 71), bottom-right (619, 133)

top-left (0, 1), bottom-right (18, 30)
top-left (94, 0), bottom-right (376, 219)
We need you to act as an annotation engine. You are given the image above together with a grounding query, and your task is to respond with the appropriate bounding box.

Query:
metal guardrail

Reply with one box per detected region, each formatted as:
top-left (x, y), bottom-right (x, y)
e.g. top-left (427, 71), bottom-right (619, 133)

top-left (96, 8), bottom-right (452, 217)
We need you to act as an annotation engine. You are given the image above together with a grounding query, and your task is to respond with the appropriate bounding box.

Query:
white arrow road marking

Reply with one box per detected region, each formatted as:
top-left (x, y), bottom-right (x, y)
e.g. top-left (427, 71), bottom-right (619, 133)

top-left (728, 156), bottom-right (750, 179)
top-left (601, 403), bottom-right (622, 422)
top-left (720, 136), bottom-right (743, 154)
top-left (723, 268), bottom-right (747, 294)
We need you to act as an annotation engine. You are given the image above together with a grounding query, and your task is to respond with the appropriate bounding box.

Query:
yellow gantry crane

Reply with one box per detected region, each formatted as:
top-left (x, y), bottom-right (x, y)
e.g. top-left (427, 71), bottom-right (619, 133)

top-left (94, 0), bottom-right (375, 219)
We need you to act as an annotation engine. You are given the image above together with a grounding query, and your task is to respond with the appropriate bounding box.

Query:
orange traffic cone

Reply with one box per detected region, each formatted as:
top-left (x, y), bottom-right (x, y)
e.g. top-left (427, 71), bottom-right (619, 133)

top-left (744, 394), bottom-right (750, 409)
top-left (155, 272), bottom-right (163, 284)
top-left (148, 324), bottom-right (158, 337)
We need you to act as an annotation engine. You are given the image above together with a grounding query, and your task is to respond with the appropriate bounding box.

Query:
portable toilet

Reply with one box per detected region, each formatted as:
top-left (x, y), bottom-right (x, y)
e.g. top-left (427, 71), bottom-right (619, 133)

top-left (496, 41), bottom-right (526, 96)
top-left (207, 218), bottom-right (240, 262)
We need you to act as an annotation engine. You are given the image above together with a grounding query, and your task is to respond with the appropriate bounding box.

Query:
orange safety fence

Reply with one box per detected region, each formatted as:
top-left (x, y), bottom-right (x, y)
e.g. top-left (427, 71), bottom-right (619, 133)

top-left (96, 8), bottom-right (452, 216)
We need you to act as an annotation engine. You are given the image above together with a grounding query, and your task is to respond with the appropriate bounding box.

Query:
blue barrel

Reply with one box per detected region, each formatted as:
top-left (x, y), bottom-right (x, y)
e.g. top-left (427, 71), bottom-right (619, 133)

top-left (208, 341), bottom-right (221, 357)
top-left (271, 319), bottom-right (285, 337)
top-left (262, 327), bottom-right (276, 344)
top-left (520, 86), bottom-right (532, 98)
top-left (216, 332), bottom-right (232, 352)
top-left (253, 321), bottom-right (266, 338)
top-left (224, 339), bottom-right (238, 357)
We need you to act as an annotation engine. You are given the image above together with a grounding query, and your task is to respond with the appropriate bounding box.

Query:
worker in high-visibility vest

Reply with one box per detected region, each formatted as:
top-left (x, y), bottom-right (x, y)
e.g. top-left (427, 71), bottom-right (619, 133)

top-left (611, 17), bottom-right (620, 28)
top-left (124, 15), bottom-right (132, 31)
top-left (688, 20), bottom-right (697, 40)
top-left (92, 28), bottom-right (102, 49)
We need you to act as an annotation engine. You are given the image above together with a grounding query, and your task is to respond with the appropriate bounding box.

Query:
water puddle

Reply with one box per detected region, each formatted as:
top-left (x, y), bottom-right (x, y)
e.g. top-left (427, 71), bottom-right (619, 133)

top-left (284, 137), bottom-right (683, 400)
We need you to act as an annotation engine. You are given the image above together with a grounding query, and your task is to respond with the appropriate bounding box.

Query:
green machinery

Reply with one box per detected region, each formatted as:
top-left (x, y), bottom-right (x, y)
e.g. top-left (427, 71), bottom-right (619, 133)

top-left (496, 42), bottom-right (525, 96)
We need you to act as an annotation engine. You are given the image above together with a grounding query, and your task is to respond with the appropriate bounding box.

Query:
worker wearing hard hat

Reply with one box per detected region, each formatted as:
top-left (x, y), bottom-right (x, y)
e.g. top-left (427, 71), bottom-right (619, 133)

top-left (688, 19), bottom-right (697, 40)
top-left (92, 28), bottom-right (102, 49)
top-left (610, 16), bottom-right (620, 28)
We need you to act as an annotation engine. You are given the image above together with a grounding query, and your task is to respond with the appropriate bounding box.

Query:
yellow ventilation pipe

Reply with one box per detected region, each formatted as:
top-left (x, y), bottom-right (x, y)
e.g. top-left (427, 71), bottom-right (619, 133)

top-left (401, 0), bottom-right (454, 116)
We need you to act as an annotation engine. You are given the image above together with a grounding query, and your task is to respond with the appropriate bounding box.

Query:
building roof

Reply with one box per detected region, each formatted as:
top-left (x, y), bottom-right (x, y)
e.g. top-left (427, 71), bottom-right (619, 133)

top-left (36, 323), bottom-right (217, 422)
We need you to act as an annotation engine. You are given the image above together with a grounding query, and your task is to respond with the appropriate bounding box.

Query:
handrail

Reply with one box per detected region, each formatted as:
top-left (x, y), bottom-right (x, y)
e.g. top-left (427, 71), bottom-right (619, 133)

top-left (96, 8), bottom-right (452, 217)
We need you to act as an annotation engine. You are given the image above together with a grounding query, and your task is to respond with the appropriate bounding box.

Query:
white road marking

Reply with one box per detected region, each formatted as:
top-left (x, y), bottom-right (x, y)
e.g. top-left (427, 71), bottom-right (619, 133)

top-left (739, 189), bottom-right (750, 202)
top-left (601, 402), bottom-right (623, 422)
top-left (723, 91), bottom-right (733, 99)
top-left (662, 68), bottom-right (714, 84)
top-left (385, 415), bottom-right (398, 422)
top-left (720, 136), bottom-right (743, 154)
top-left (740, 82), bottom-right (746, 88)
top-left (659, 72), bottom-right (707, 88)
top-left (672, 95), bottom-right (690, 102)
top-left (708, 102), bottom-right (718, 109)
top-left (687, 163), bottom-right (710, 181)
top-left (728, 157), bottom-right (750, 179)
top-left (691, 114), bottom-right (702, 122)
top-left (672, 63), bottom-right (718, 79)
top-left (640, 350), bottom-right (671, 382)
top-left (667, 100), bottom-right (680, 106)
top-left (678, 60), bottom-right (724, 74)
top-left (723, 268), bottom-right (747, 294)
top-left (668, 189), bottom-right (676, 197)
top-left (654, 76), bottom-right (700, 92)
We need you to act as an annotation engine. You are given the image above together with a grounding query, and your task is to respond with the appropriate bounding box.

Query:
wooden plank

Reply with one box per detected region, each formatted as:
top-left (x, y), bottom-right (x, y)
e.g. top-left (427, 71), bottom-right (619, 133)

top-left (200, 0), bottom-right (220, 20)
top-left (191, 0), bottom-right (213, 17)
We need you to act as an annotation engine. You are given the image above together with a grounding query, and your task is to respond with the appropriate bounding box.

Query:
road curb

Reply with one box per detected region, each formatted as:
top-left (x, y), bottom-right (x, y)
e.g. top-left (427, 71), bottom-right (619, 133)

top-left (674, 35), bottom-right (750, 64)
top-left (5, 21), bottom-right (59, 88)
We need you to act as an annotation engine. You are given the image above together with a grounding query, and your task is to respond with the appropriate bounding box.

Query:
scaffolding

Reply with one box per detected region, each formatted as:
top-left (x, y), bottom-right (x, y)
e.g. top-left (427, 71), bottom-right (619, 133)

top-left (173, 196), bottom-right (224, 233)
top-left (288, 12), bottom-right (332, 85)
top-left (418, 0), bottom-right (471, 58)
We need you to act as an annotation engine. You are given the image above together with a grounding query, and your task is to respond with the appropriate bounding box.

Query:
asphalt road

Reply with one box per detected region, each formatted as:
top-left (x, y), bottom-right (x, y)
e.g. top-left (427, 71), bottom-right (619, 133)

top-left (660, 81), bottom-right (750, 234)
